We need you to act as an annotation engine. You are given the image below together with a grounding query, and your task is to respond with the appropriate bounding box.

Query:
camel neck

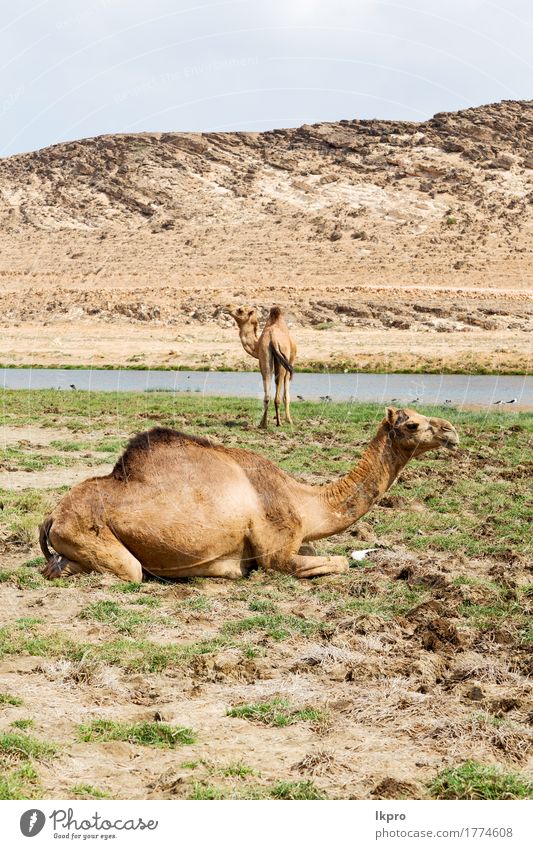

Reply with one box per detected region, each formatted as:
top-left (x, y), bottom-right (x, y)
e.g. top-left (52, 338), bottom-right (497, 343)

top-left (318, 426), bottom-right (407, 529)
top-left (239, 327), bottom-right (259, 359)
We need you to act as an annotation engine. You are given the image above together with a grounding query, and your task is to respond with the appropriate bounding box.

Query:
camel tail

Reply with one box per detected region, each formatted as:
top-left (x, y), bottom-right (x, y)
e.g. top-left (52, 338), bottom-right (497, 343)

top-left (270, 342), bottom-right (294, 377)
top-left (39, 518), bottom-right (54, 561)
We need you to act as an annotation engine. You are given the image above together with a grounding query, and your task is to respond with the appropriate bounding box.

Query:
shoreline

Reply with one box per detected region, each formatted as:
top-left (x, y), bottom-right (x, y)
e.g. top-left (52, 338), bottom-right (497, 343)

top-left (0, 363), bottom-right (530, 376)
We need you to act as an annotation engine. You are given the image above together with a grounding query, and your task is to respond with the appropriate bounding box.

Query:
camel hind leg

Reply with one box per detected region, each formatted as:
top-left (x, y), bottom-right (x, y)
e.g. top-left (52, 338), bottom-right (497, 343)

top-left (283, 370), bottom-right (292, 424)
top-left (41, 554), bottom-right (88, 580)
top-left (274, 367), bottom-right (284, 427)
top-left (46, 522), bottom-right (143, 582)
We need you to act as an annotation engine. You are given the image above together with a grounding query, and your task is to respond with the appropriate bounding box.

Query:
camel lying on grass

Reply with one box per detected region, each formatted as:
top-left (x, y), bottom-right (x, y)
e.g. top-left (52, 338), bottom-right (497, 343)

top-left (227, 304), bottom-right (296, 427)
top-left (39, 408), bottom-right (458, 582)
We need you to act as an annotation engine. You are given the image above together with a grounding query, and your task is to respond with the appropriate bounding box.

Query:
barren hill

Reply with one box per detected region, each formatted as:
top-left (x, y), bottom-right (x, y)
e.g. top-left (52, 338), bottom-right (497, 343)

top-left (0, 100), bottom-right (531, 372)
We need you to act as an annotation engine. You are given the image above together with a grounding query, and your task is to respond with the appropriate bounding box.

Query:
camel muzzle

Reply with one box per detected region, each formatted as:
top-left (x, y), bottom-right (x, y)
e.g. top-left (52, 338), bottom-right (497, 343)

top-left (439, 430), bottom-right (459, 450)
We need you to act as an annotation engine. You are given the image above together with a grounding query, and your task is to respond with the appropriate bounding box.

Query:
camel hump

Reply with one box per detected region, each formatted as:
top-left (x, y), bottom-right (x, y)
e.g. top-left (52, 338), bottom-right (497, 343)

top-left (112, 427), bottom-right (213, 481)
top-left (268, 306), bottom-right (283, 321)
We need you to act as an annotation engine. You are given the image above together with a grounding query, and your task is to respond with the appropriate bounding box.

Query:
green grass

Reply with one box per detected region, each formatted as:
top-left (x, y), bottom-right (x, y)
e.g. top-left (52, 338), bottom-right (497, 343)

top-left (110, 582), bottom-right (143, 593)
top-left (189, 782), bottom-right (227, 800)
top-left (0, 694), bottom-right (23, 706)
top-left (77, 720), bottom-right (196, 748)
top-left (0, 731), bottom-right (57, 762)
top-left (0, 622), bottom-right (233, 672)
top-left (270, 780), bottom-right (325, 800)
top-left (184, 595), bottom-right (212, 612)
top-left (0, 764), bottom-right (41, 800)
top-left (0, 568), bottom-right (46, 590)
top-left (227, 698), bottom-right (324, 727)
top-left (79, 600), bottom-right (150, 635)
top-left (248, 598), bottom-right (277, 613)
top-left (70, 783), bottom-right (110, 799)
top-left (20, 556), bottom-right (46, 569)
top-left (131, 595), bottom-right (161, 607)
top-left (187, 779), bottom-right (324, 800)
top-left (214, 761), bottom-right (255, 778)
top-left (10, 719), bottom-right (34, 730)
top-left (343, 581), bottom-right (427, 619)
top-left (223, 614), bottom-right (323, 641)
top-left (429, 761), bottom-right (533, 800)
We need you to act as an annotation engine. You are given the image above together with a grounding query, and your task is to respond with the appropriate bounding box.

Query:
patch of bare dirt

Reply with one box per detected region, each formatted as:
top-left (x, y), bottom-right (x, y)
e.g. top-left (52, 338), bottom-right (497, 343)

top-left (1, 536), bottom-right (532, 799)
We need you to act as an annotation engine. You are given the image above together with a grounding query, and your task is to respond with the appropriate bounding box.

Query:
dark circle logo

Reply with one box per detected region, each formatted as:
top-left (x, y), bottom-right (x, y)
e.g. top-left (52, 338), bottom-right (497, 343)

top-left (20, 810), bottom-right (46, 837)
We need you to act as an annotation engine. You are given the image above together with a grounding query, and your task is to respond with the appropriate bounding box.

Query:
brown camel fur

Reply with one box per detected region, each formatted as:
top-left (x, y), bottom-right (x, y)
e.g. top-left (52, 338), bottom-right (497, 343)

top-left (39, 408), bottom-right (458, 583)
top-left (227, 305), bottom-right (296, 427)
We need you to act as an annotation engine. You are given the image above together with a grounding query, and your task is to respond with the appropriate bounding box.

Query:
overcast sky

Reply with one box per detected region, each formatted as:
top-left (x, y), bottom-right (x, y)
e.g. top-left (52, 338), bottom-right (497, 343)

top-left (2, 0), bottom-right (532, 156)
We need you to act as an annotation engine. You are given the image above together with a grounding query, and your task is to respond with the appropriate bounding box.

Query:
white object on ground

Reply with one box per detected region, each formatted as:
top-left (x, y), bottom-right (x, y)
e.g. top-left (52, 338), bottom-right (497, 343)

top-left (351, 548), bottom-right (380, 561)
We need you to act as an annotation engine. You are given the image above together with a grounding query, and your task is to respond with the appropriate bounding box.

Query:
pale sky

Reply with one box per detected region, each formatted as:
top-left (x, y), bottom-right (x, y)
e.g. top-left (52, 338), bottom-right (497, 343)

top-left (1, 0), bottom-right (532, 156)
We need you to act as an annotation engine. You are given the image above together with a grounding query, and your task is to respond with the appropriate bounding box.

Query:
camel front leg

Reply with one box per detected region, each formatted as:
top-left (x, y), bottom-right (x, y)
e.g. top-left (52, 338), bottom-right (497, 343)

top-left (273, 553), bottom-right (349, 578)
top-left (259, 371), bottom-right (271, 429)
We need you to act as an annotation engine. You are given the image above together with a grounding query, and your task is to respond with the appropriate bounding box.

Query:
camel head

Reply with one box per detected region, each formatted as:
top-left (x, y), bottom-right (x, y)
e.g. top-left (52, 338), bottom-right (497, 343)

top-left (226, 303), bottom-right (258, 330)
top-left (384, 407), bottom-right (459, 457)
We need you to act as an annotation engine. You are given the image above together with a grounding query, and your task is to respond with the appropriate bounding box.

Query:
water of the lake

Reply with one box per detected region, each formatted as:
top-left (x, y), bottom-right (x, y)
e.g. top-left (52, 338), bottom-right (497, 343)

top-left (1, 368), bottom-right (531, 409)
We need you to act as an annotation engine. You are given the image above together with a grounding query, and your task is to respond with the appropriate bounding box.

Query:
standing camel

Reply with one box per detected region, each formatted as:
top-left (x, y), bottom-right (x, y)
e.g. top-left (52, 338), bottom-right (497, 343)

top-left (39, 408), bottom-right (459, 582)
top-left (227, 304), bottom-right (296, 427)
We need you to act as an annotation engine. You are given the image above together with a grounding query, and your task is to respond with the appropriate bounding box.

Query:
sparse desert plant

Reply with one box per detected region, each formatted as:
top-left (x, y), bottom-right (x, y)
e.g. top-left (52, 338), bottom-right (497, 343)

top-left (10, 719), bottom-right (34, 730)
top-left (0, 693), bottom-right (23, 706)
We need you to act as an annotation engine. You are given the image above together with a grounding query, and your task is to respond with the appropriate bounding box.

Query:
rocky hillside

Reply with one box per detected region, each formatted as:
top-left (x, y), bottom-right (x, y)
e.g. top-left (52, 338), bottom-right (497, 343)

top-left (0, 99), bottom-right (531, 294)
top-left (0, 100), bottom-right (531, 373)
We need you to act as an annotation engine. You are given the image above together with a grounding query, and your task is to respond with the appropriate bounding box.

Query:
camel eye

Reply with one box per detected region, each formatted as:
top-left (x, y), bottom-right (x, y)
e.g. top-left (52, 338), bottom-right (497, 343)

top-left (406, 422), bottom-right (419, 431)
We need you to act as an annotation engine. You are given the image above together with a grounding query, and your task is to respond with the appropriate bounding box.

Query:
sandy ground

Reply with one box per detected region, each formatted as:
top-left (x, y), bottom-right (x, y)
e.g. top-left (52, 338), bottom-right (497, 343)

top-left (0, 285), bottom-right (531, 374)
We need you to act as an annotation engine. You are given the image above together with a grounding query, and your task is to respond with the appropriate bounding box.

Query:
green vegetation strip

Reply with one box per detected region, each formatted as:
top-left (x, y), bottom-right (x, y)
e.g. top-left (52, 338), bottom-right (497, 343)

top-left (77, 720), bottom-right (196, 748)
top-left (429, 761), bottom-right (533, 800)
top-left (227, 698), bottom-right (323, 727)
top-left (189, 779), bottom-right (325, 800)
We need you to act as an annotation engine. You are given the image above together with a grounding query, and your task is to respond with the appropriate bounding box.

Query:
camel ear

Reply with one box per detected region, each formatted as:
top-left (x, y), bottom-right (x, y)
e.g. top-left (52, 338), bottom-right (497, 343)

top-left (386, 407), bottom-right (397, 424)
